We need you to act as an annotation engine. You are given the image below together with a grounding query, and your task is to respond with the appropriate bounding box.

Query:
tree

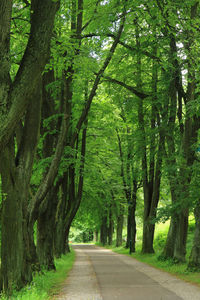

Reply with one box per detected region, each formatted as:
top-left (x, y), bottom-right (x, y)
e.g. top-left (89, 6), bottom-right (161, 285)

top-left (0, 0), bottom-right (59, 292)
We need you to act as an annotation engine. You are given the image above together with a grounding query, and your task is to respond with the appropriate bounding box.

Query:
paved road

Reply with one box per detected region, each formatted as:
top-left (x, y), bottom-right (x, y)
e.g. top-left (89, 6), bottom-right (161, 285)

top-left (55, 245), bottom-right (200, 300)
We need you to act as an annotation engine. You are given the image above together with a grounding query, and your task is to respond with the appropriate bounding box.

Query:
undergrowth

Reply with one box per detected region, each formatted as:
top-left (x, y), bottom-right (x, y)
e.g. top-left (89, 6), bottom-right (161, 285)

top-left (0, 249), bottom-right (75, 300)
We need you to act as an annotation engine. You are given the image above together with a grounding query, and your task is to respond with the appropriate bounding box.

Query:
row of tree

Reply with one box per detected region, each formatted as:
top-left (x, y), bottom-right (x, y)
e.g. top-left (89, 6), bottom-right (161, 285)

top-left (72, 0), bottom-right (200, 269)
top-left (0, 0), bottom-right (200, 295)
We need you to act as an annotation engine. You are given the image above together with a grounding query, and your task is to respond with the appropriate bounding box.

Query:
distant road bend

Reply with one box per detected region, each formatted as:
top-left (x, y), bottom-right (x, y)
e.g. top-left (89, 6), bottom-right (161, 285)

top-left (55, 245), bottom-right (200, 300)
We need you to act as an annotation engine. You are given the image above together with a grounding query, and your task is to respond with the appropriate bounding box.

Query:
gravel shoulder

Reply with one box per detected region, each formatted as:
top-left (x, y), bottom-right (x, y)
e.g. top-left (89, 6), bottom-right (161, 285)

top-left (54, 245), bottom-right (200, 300)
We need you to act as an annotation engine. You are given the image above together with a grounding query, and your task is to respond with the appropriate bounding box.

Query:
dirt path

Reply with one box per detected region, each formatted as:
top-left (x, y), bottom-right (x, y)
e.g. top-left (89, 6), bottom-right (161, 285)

top-left (55, 245), bottom-right (200, 300)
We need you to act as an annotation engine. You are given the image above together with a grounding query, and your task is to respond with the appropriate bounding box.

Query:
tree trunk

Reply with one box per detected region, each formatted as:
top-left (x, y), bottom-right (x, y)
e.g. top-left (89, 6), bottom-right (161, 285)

top-left (0, 81), bottom-right (42, 291)
top-left (37, 186), bottom-right (59, 270)
top-left (0, 1), bottom-right (59, 293)
top-left (100, 216), bottom-right (108, 245)
top-left (126, 207), bottom-right (137, 253)
top-left (54, 173), bottom-right (68, 257)
top-left (0, 148), bottom-right (36, 290)
top-left (127, 184), bottom-right (137, 253)
top-left (188, 202), bottom-right (200, 270)
top-left (174, 210), bottom-right (188, 262)
top-left (162, 3), bottom-right (199, 263)
top-left (108, 209), bottom-right (114, 245)
top-left (0, 143), bottom-right (25, 292)
top-left (54, 214), bottom-right (67, 258)
top-left (94, 231), bottom-right (99, 242)
top-left (161, 216), bottom-right (177, 259)
top-left (141, 180), bottom-right (155, 254)
top-left (142, 214), bottom-right (155, 253)
top-left (65, 226), bottom-right (71, 253)
top-left (36, 70), bottom-right (60, 269)
top-left (116, 211), bottom-right (124, 247)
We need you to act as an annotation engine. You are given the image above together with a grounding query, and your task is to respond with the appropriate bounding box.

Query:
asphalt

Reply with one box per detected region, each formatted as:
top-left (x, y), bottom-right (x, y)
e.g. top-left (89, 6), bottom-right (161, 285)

top-left (55, 244), bottom-right (200, 300)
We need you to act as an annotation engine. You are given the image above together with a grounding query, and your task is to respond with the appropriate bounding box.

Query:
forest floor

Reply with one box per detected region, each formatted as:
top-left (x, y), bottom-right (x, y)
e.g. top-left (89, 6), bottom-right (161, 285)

top-left (53, 245), bottom-right (200, 300)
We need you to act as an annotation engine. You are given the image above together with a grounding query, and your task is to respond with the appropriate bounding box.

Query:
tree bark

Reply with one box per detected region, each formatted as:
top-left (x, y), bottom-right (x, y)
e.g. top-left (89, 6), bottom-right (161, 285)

top-left (0, 142), bottom-right (24, 292)
top-left (54, 177), bottom-right (68, 257)
top-left (0, 81), bottom-right (42, 292)
top-left (127, 181), bottom-right (137, 253)
top-left (116, 206), bottom-right (124, 247)
top-left (188, 202), bottom-right (200, 270)
top-left (37, 185), bottom-right (58, 270)
top-left (0, 0), bottom-right (12, 118)
top-left (94, 231), bottom-right (99, 242)
top-left (108, 209), bottom-right (114, 245)
top-left (100, 215), bottom-right (108, 245)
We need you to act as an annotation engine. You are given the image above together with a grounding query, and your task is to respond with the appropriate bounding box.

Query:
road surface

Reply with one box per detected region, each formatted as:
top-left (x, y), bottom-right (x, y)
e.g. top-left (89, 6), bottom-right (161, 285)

top-left (55, 245), bottom-right (200, 300)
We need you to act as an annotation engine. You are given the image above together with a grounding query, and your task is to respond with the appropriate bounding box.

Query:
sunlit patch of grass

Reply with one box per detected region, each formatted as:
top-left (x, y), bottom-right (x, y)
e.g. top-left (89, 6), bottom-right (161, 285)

top-left (0, 249), bottom-right (75, 300)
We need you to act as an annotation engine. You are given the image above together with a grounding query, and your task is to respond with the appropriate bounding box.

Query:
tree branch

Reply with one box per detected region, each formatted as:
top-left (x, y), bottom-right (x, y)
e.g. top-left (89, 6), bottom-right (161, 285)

top-left (28, 113), bottom-right (69, 224)
top-left (103, 75), bottom-right (149, 99)
top-left (70, 9), bottom-right (127, 147)
top-left (81, 33), bottom-right (161, 61)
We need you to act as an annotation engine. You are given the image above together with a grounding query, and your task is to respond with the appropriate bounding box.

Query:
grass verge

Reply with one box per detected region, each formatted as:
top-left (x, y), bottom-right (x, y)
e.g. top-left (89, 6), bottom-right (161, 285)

top-left (1, 249), bottom-right (75, 300)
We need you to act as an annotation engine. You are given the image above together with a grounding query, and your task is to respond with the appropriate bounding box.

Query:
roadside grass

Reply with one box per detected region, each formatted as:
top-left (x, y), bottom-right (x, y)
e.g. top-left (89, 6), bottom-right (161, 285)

top-left (0, 249), bottom-right (75, 300)
top-left (98, 218), bottom-right (200, 287)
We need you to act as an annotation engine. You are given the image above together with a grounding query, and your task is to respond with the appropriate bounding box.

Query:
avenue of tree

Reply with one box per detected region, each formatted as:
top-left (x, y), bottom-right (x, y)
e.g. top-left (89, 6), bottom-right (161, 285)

top-left (0, 0), bottom-right (200, 294)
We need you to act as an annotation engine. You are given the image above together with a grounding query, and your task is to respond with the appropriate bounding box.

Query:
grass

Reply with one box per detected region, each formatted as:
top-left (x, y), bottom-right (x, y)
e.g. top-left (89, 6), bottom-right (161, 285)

top-left (98, 218), bottom-right (200, 287)
top-left (1, 249), bottom-right (75, 300)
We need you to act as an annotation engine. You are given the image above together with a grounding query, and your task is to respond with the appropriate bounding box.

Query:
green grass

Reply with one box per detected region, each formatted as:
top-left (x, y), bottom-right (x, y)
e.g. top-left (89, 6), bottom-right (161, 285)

top-left (99, 218), bottom-right (200, 287)
top-left (1, 250), bottom-right (75, 300)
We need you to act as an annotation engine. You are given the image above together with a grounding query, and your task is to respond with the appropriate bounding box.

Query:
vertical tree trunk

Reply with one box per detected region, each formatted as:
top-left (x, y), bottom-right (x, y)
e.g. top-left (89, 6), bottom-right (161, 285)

top-left (162, 2), bottom-right (199, 263)
top-left (173, 210), bottom-right (188, 262)
top-left (188, 202), bottom-right (200, 270)
top-left (0, 144), bottom-right (24, 292)
top-left (135, 23), bottom-right (156, 254)
top-left (161, 188), bottom-right (178, 259)
top-left (127, 205), bottom-right (137, 253)
top-left (100, 215), bottom-right (108, 245)
top-left (142, 189), bottom-right (155, 253)
top-left (54, 173), bottom-right (69, 257)
top-left (36, 70), bottom-right (59, 269)
top-left (108, 209), bottom-right (114, 245)
top-left (125, 127), bottom-right (137, 253)
top-left (116, 209), bottom-right (124, 247)
top-left (94, 231), bottom-right (99, 242)
top-left (128, 182), bottom-right (137, 253)
top-left (37, 185), bottom-right (59, 270)
top-left (0, 81), bottom-right (42, 291)
top-left (116, 129), bottom-right (132, 249)
top-left (54, 203), bottom-right (67, 258)
top-left (65, 226), bottom-right (71, 253)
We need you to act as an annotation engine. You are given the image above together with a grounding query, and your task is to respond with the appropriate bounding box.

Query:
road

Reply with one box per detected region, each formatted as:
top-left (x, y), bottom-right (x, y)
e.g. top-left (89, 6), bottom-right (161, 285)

top-left (55, 245), bottom-right (200, 300)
